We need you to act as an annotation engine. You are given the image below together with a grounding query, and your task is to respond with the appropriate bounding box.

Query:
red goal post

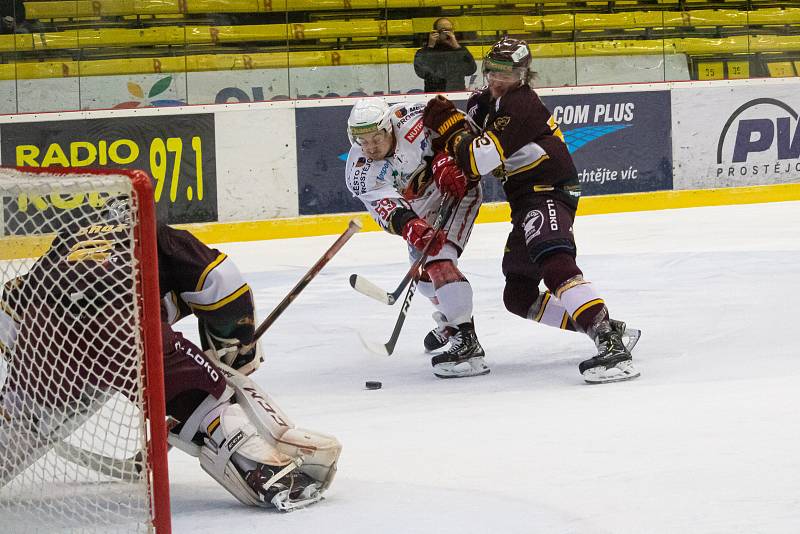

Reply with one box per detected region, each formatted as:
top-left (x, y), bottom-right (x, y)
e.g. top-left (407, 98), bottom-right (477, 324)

top-left (0, 167), bottom-right (170, 533)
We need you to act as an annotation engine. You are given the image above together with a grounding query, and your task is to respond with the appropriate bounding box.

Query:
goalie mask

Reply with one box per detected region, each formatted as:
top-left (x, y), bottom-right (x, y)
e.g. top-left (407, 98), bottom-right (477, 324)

top-left (347, 98), bottom-right (395, 160)
top-left (483, 37), bottom-right (532, 85)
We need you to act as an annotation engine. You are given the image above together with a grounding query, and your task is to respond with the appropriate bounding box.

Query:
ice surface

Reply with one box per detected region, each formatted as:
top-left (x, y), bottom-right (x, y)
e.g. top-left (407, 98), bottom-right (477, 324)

top-left (170, 201), bottom-right (800, 534)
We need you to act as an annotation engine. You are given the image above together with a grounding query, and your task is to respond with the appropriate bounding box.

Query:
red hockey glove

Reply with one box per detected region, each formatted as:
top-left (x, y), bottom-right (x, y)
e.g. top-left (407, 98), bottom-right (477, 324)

top-left (431, 152), bottom-right (468, 199)
top-left (423, 95), bottom-right (467, 152)
top-left (402, 217), bottom-right (445, 255)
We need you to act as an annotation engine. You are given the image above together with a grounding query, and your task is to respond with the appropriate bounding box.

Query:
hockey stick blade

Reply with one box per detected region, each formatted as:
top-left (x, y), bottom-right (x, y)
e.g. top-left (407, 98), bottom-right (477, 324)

top-left (349, 197), bottom-right (457, 306)
top-left (358, 331), bottom-right (392, 357)
top-left (53, 441), bottom-right (144, 482)
top-left (349, 273), bottom-right (397, 305)
top-left (359, 278), bottom-right (418, 356)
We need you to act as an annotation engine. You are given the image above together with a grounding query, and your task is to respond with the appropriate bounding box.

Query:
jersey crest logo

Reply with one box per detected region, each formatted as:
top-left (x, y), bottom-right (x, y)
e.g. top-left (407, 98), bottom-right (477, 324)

top-left (493, 116), bottom-right (511, 131)
top-left (395, 108), bottom-right (408, 118)
top-left (355, 157), bottom-right (366, 168)
top-left (404, 119), bottom-right (424, 142)
top-left (522, 210), bottom-right (544, 242)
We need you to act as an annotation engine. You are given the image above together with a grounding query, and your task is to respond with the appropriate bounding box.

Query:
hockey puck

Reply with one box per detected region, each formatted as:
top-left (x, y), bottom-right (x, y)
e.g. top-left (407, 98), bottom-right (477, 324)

top-left (365, 381), bottom-right (382, 390)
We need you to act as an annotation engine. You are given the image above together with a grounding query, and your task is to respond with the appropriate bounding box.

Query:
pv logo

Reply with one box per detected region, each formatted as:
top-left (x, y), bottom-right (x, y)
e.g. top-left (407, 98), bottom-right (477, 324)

top-left (716, 98), bottom-right (800, 179)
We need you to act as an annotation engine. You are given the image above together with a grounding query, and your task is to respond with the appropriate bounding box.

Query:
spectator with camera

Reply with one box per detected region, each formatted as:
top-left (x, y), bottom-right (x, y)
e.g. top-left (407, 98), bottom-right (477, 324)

top-left (413, 18), bottom-right (477, 93)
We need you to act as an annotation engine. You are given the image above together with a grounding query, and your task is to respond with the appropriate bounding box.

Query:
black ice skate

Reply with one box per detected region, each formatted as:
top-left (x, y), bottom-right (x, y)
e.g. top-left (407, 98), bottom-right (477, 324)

top-left (424, 312), bottom-right (456, 353)
top-left (579, 322), bottom-right (640, 384)
top-left (245, 463), bottom-right (323, 512)
top-left (431, 320), bottom-right (490, 379)
top-left (609, 318), bottom-right (642, 353)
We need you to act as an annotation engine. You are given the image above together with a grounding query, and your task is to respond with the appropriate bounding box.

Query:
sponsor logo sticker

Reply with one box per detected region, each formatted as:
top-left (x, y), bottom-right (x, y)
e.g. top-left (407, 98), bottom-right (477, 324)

top-left (523, 209), bottom-right (544, 242)
top-left (404, 119), bottom-right (424, 142)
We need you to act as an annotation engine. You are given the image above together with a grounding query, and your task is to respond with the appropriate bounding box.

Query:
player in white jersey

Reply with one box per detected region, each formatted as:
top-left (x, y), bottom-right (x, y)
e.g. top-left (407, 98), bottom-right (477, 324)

top-left (344, 97), bottom-right (488, 379)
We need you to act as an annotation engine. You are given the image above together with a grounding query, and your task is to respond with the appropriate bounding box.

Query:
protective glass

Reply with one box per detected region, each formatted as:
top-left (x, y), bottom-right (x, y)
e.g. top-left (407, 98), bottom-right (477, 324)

top-left (485, 68), bottom-right (523, 85)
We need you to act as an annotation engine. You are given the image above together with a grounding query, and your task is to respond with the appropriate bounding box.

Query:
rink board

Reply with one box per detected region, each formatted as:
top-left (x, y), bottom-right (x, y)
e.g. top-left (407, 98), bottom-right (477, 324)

top-left (0, 77), bottom-right (798, 247)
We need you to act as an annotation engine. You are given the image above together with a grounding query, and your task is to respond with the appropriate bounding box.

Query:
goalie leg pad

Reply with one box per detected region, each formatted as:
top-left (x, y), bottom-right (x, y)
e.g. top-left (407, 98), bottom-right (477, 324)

top-left (197, 364), bottom-right (341, 509)
top-left (198, 402), bottom-right (306, 508)
top-left (276, 428), bottom-right (342, 492)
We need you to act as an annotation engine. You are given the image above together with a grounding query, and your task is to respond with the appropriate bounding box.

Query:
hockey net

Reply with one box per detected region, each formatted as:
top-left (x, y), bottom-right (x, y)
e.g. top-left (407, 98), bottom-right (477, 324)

top-left (0, 167), bottom-right (170, 533)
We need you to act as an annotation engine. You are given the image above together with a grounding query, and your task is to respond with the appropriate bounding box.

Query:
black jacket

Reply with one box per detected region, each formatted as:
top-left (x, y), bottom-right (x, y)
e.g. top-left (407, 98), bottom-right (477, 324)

top-left (413, 44), bottom-right (477, 92)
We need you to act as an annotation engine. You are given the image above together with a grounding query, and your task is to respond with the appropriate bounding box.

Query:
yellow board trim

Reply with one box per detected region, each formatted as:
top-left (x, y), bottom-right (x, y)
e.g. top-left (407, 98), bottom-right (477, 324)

top-left (114, 182), bottom-right (800, 244)
top-left (1, 183), bottom-right (799, 259)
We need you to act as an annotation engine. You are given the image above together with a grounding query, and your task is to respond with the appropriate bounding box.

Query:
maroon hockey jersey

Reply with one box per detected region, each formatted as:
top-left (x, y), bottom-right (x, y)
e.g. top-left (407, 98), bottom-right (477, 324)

top-left (454, 84), bottom-right (580, 210)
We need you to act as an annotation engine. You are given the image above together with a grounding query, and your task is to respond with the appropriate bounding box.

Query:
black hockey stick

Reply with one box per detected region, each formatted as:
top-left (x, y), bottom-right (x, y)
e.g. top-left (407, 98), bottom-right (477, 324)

top-left (359, 276), bottom-right (419, 356)
top-left (349, 196), bottom-right (456, 305)
top-left (252, 217), bottom-right (362, 343)
top-left (358, 197), bottom-right (460, 356)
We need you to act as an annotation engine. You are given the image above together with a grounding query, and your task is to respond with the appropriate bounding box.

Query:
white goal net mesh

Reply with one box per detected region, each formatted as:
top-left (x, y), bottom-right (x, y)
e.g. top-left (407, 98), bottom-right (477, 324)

top-left (0, 168), bottom-right (162, 533)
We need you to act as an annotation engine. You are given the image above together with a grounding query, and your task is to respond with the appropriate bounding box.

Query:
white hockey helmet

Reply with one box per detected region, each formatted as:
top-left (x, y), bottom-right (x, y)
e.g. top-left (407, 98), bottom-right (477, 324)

top-left (347, 98), bottom-right (392, 145)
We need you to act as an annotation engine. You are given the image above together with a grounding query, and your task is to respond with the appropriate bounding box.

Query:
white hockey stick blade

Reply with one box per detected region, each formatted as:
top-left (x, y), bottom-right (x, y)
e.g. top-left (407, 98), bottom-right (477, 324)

top-left (53, 440), bottom-right (144, 482)
top-left (349, 274), bottom-right (394, 305)
top-left (358, 332), bottom-right (392, 357)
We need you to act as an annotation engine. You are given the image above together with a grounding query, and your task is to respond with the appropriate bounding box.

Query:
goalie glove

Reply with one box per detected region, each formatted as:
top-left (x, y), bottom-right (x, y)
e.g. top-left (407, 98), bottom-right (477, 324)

top-left (402, 217), bottom-right (445, 256)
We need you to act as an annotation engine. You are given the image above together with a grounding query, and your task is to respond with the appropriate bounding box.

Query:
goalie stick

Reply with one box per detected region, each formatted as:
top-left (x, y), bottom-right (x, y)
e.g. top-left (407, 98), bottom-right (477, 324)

top-left (251, 217), bottom-right (362, 343)
top-left (349, 197), bottom-right (455, 305)
top-left (53, 441), bottom-right (144, 482)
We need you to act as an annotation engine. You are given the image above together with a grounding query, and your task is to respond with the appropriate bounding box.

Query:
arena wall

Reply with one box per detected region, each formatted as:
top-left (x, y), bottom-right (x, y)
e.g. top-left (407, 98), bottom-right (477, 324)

top-left (0, 77), bottom-right (799, 248)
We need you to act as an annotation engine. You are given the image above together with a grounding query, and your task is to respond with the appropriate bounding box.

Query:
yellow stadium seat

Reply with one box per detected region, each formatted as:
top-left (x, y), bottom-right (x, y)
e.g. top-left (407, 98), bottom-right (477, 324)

top-left (726, 60), bottom-right (750, 78)
top-left (23, 1), bottom-right (183, 19)
top-left (697, 61), bottom-right (725, 80)
top-left (766, 61), bottom-right (796, 77)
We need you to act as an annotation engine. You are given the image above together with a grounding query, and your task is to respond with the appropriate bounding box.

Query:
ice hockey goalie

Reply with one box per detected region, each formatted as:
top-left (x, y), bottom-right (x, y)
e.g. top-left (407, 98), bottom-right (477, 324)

top-left (0, 195), bottom-right (341, 512)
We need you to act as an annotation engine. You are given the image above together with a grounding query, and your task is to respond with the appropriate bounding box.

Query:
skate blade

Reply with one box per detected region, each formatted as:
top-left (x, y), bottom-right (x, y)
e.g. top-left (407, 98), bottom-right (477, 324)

top-left (582, 360), bottom-right (641, 384)
top-left (623, 328), bottom-right (641, 352)
top-left (433, 358), bottom-right (491, 379)
top-left (271, 488), bottom-right (324, 512)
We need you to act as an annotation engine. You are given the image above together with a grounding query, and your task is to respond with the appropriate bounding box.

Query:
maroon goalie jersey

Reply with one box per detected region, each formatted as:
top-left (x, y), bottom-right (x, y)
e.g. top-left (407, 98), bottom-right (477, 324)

top-left (3, 218), bottom-right (140, 407)
top-left (3, 219), bottom-right (251, 409)
top-left (455, 84), bottom-right (581, 210)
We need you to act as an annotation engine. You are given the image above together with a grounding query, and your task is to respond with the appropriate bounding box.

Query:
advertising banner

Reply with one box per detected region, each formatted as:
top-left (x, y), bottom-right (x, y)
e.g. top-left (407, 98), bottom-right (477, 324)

top-left (1, 113), bottom-right (217, 228)
top-left (545, 90), bottom-right (673, 197)
top-left (296, 90), bottom-right (672, 215)
top-left (672, 82), bottom-right (800, 189)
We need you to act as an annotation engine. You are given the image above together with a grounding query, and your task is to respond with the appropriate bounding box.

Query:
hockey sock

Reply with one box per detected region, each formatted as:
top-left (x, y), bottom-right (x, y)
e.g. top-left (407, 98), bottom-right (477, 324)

top-left (433, 281), bottom-right (473, 326)
top-left (554, 275), bottom-right (607, 334)
top-left (527, 291), bottom-right (578, 331)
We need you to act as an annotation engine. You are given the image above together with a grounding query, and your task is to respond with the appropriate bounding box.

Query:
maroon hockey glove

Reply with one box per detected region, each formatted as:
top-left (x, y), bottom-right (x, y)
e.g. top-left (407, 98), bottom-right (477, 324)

top-left (431, 152), bottom-right (468, 199)
top-left (402, 217), bottom-right (446, 255)
top-left (423, 95), bottom-right (467, 152)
